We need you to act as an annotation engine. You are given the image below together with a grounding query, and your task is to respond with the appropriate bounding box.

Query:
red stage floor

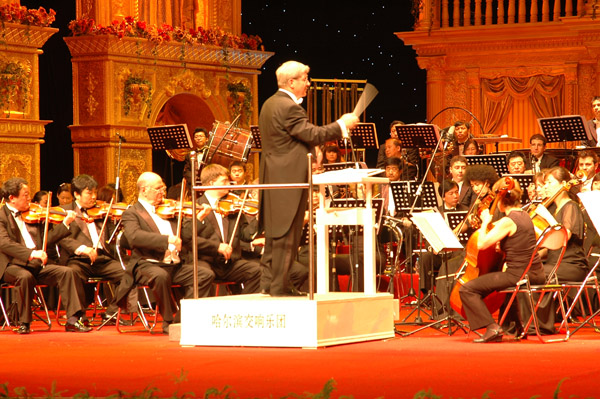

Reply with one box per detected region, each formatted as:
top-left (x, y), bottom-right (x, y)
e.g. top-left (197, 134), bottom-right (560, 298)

top-left (1, 302), bottom-right (600, 398)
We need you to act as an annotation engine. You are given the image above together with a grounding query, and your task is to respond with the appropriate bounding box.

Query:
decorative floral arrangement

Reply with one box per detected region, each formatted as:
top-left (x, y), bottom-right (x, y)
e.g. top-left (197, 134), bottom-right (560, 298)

top-left (227, 81), bottom-right (252, 122)
top-left (0, 60), bottom-right (31, 114)
top-left (68, 16), bottom-right (263, 51)
top-left (123, 76), bottom-right (153, 119)
top-left (0, 3), bottom-right (56, 27)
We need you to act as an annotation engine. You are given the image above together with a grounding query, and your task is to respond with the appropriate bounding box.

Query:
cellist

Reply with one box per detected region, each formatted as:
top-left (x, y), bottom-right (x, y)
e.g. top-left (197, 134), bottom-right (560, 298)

top-left (458, 178), bottom-right (545, 343)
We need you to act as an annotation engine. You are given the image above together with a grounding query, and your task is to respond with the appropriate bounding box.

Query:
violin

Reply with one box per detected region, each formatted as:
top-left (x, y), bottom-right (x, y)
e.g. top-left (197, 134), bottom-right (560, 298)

top-left (21, 203), bottom-right (91, 224)
top-left (92, 200), bottom-right (129, 220)
top-left (216, 193), bottom-right (259, 216)
top-left (155, 199), bottom-right (195, 219)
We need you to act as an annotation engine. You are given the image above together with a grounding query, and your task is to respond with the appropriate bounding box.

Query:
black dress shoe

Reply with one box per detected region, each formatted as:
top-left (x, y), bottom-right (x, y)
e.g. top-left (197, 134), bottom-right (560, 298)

top-left (473, 327), bottom-right (503, 343)
top-left (270, 287), bottom-right (307, 297)
top-left (65, 319), bottom-right (92, 332)
top-left (15, 323), bottom-right (30, 334)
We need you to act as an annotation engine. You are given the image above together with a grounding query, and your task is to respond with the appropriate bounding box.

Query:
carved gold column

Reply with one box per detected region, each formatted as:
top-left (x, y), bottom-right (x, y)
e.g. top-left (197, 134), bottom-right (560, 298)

top-left (0, 23), bottom-right (58, 193)
top-left (418, 56), bottom-right (446, 124)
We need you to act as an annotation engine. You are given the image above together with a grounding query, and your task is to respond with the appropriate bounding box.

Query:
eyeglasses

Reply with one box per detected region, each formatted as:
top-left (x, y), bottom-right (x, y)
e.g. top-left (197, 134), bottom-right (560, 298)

top-left (147, 186), bottom-right (166, 193)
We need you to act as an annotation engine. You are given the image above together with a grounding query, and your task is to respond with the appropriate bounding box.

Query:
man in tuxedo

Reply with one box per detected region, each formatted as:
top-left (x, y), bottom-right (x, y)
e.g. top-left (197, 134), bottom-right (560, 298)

top-left (584, 96), bottom-right (600, 147)
top-left (528, 133), bottom-right (559, 173)
top-left (116, 172), bottom-right (214, 333)
top-left (190, 164), bottom-right (261, 293)
top-left (258, 60), bottom-right (359, 296)
top-left (183, 127), bottom-right (210, 186)
top-left (448, 155), bottom-right (473, 208)
top-left (0, 178), bottom-right (90, 333)
top-left (58, 174), bottom-right (125, 323)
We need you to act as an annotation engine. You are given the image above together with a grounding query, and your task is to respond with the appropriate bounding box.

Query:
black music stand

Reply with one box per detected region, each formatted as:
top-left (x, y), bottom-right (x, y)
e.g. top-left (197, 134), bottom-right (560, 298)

top-left (445, 211), bottom-right (469, 243)
top-left (322, 162), bottom-right (368, 172)
top-left (538, 115), bottom-right (594, 146)
top-left (250, 125), bottom-right (262, 150)
top-left (395, 124), bottom-right (440, 151)
top-left (388, 180), bottom-right (437, 322)
top-left (465, 154), bottom-right (509, 176)
top-left (502, 173), bottom-right (534, 203)
top-left (336, 123), bottom-right (379, 149)
top-left (147, 124), bottom-right (193, 152)
top-left (329, 198), bottom-right (384, 292)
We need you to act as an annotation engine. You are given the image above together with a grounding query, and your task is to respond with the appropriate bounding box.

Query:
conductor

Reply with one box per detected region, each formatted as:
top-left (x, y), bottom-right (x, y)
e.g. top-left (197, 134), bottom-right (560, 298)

top-left (258, 60), bottom-right (359, 296)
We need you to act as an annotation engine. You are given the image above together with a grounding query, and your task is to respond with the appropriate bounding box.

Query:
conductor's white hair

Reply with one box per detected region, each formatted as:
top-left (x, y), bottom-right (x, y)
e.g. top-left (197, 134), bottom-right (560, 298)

top-left (276, 61), bottom-right (310, 88)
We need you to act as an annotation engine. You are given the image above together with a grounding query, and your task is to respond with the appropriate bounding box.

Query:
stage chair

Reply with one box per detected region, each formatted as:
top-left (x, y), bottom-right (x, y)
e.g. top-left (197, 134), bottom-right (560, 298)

top-left (113, 230), bottom-right (181, 333)
top-left (213, 280), bottom-right (238, 296)
top-left (55, 277), bottom-right (114, 326)
top-left (0, 283), bottom-right (51, 332)
top-left (498, 224), bottom-right (569, 343)
top-left (558, 253), bottom-right (600, 332)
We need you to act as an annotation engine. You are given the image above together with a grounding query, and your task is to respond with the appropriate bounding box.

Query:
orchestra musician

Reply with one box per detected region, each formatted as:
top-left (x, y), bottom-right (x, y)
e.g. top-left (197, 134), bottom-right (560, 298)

top-left (448, 155), bottom-right (473, 207)
top-left (449, 120), bottom-right (475, 156)
top-left (192, 164), bottom-right (261, 294)
top-left (58, 174), bottom-right (125, 324)
top-left (0, 177), bottom-right (90, 334)
top-left (584, 96), bottom-right (600, 147)
top-left (459, 178), bottom-right (546, 342)
top-left (183, 127), bottom-right (210, 186)
top-left (376, 120), bottom-right (421, 169)
top-left (528, 134), bottom-right (560, 174)
top-left (506, 151), bottom-right (529, 175)
top-left (575, 150), bottom-right (599, 192)
top-left (257, 60), bottom-right (358, 296)
top-left (115, 172), bottom-right (215, 334)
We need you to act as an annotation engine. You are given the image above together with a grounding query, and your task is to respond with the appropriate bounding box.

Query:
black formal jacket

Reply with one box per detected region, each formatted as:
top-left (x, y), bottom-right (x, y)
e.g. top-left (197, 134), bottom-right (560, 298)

top-left (58, 201), bottom-right (117, 265)
top-left (0, 205), bottom-right (71, 279)
top-left (258, 90), bottom-right (343, 238)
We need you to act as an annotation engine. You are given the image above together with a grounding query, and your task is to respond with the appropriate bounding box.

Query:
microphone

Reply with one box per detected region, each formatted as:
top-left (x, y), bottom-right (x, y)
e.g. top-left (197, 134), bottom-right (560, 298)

top-left (117, 133), bottom-right (127, 143)
top-left (443, 125), bottom-right (455, 150)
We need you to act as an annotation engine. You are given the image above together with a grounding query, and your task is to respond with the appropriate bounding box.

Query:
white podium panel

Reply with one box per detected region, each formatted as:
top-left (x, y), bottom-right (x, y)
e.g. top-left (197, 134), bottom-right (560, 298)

top-left (180, 293), bottom-right (395, 348)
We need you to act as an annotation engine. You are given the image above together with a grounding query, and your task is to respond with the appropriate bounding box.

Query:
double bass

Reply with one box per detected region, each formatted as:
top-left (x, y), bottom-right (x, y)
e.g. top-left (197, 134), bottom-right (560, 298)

top-left (450, 177), bottom-right (515, 317)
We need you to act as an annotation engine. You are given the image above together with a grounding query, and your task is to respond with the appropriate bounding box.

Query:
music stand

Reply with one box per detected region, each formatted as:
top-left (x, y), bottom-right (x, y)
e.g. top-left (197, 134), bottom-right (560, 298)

top-left (147, 124), bottom-right (193, 152)
top-left (445, 211), bottom-right (469, 243)
top-left (336, 123), bottom-right (379, 149)
top-left (537, 115), bottom-right (594, 145)
top-left (502, 173), bottom-right (534, 203)
top-left (395, 124), bottom-right (440, 150)
top-left (398, 211), bottom-right (468, 337)
top-left (250, 125), bottom-right (262, 150)
top-left (390, 181), bottom-right (438, 212)
top-left (465, 154), bottom-right (509, 176)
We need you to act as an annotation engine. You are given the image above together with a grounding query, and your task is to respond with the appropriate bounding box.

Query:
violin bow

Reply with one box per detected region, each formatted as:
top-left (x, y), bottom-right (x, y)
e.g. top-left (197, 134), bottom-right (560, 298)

top-left (175, 178), bottom-right (187, 240)
top-left (454, 182), bottom-right (487, 235)
top-left (94, 197), bottom-right (114, 252)
top-left (228, 189), bottom-right (250, 248)
top-left (41, 191), bottom-right (52, 266)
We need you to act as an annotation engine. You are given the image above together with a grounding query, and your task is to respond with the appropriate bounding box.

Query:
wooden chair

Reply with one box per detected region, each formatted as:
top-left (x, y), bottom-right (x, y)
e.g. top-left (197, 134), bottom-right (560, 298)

top-left (498, 224), bottom-right (569, 343)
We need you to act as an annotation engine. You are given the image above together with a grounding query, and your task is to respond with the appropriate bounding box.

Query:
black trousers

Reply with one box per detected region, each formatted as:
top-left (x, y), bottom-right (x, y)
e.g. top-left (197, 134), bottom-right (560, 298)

top-left (67, 256), bottom-right (124, 314)
top-left (3, 264), bottom-right (85, 324)
top-left (134, 260), bottom-right (214, 322)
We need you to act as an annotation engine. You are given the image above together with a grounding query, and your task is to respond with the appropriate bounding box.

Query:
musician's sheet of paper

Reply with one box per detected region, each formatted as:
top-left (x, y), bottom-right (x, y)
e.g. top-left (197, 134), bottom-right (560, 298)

top-left (411, 211), bottom-right (463, 253)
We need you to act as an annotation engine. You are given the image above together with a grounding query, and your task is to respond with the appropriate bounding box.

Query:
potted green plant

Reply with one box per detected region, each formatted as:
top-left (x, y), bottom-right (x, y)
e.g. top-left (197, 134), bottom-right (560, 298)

top-left (123, 76), bottom-right (153, 118)
top-left (0, 60), bottom-right (30, 115)
top-left (227, 81), bottom-right (252, 122)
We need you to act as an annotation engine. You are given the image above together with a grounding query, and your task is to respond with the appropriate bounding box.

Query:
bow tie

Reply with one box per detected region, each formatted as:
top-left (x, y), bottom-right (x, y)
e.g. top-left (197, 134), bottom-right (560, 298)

top-left (12, 210), bottom-right (21, 217)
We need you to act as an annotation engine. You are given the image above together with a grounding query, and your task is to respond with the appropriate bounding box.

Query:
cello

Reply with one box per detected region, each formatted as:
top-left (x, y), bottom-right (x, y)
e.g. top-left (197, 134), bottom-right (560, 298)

top-left (450, 177), bottom-right (515, 317)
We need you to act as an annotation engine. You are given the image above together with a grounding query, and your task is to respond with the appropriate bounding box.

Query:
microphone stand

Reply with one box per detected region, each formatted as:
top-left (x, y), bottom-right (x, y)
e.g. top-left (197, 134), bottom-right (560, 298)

top-left (115, 133), bottom-right (125, 202)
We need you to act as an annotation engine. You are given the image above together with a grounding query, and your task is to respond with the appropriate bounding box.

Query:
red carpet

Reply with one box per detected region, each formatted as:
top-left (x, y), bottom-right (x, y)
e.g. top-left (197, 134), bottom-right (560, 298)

top-left (2, 308), bottom-right (600, 398)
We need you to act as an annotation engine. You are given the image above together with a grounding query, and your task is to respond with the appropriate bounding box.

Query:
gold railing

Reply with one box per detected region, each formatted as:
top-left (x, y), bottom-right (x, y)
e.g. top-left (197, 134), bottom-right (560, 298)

top-left (415, 0), bottom-right (595, 30)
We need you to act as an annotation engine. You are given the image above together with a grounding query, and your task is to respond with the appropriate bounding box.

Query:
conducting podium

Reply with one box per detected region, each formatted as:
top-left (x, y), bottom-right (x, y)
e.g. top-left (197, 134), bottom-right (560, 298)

top-left (312, 168), bottom-right (388, 295)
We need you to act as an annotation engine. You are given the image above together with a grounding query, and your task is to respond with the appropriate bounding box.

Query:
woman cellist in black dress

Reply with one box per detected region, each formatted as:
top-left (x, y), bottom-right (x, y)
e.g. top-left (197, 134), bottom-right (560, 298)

top-left (459, 178), bottom-right (546, 343)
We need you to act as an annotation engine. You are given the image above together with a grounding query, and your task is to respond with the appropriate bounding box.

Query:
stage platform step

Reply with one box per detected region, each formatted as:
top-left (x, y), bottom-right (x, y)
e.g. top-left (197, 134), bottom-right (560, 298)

top-left (180, 292), bottom-right (395, 348)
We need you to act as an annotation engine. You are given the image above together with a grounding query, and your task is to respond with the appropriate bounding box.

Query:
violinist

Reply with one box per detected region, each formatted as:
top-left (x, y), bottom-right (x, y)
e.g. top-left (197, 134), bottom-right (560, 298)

top-left (190, 164), bottom-right (261, 294)
top-left (448, 156), bottom-right (473, 208)
top-left (528, 134), bottom-right (559, 174)
top-left (0, 177), bottom-right (90, 334)
top-left (459, 178), bottom-right (546, 342)
top-left (542, 167), bottom-right (589, 283)
top-left (229, 160), bottom-right (258, 200)
top-left (464, 164), bottom-right (502, 227)
top-left (115, 172), bottom-right (215, 334)
top-left (58, 175), bottom-right (125, 324)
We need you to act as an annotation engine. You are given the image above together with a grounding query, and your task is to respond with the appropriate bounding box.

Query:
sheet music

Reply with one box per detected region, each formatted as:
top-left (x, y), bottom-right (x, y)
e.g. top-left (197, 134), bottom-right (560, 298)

top-left (312, 168), bottom-right (386, 185)
top-left (411, 211), bottom-right (463, 253)
top-left (578, 191), bottom-right (600, 232)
